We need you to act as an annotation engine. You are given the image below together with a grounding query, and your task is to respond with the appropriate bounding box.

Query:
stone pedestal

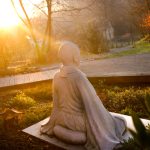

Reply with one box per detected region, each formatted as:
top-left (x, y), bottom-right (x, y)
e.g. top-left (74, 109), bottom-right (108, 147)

top-left (22, 113), bottom-right (150, 150)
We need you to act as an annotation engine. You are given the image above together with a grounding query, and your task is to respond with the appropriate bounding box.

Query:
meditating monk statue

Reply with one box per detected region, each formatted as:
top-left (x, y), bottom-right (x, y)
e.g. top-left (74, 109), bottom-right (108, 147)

top-left (40, 41), bottom-right (129, 150)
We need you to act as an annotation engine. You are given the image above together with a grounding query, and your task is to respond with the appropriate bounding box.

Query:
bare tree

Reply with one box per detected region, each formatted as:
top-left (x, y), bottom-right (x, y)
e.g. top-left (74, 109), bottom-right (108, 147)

top-left (11, 0), bottom-right (96, 62)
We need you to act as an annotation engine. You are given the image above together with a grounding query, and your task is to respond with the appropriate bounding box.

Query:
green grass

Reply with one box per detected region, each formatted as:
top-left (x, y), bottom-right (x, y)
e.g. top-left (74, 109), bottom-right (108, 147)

top-left (106, 41), bottom-right (150, 59)
top-left (80, 50), bottom-right (100, 59)
top-left (81, 40), bottom-right (150, 60)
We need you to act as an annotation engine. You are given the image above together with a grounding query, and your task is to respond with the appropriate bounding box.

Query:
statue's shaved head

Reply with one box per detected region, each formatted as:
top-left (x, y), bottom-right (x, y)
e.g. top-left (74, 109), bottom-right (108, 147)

top-left (58, 41), bottom-right (80, 66)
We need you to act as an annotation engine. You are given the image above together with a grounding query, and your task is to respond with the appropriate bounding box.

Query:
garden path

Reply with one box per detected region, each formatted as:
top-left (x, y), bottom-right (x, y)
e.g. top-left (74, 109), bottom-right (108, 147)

top-left (0, 53), bottom-right (150, 88)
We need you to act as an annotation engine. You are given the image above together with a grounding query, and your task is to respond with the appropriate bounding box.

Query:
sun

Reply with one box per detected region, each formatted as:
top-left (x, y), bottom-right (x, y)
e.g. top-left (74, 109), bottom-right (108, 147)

top-left (0, 0), bottom-right (21, 28)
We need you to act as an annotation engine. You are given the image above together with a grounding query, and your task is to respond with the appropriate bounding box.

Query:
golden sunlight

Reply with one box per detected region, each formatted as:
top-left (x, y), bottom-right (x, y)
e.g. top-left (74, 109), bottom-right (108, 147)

top-left (0, 0), bottom-right (20, 28)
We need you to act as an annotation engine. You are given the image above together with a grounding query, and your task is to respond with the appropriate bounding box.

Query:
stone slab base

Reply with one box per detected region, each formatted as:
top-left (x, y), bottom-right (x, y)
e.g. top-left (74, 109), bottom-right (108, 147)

top-left (23, 113), bottom-right (150, 150)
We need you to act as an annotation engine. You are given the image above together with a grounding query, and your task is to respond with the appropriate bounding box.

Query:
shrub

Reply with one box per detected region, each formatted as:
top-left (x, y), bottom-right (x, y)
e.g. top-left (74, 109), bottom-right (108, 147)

top-left (8, 91), bottom-right (36, 109)
top-left (22, 103), bottom-right (53, 127)
top-left (116, 93), bottom-right (150, 150)
top-left (97, 86), bottom-right (150, 118)
top-left (120, 107), bottom-right (134, 116)
top-left (117, 89), bottom-right (146, 116)
top-left (23, 84), bottom-right (52, 102)
top-left (77, 22), bottom-right (109, 54)
top-left (114, 138), bottom-right (139, 150)
top-left (85, 24), bottom-right (106, 54)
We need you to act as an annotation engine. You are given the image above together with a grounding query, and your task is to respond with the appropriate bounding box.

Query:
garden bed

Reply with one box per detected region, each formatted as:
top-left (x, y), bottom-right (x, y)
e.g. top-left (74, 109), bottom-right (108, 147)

top-left (0, 81), bottom-right (150, 149)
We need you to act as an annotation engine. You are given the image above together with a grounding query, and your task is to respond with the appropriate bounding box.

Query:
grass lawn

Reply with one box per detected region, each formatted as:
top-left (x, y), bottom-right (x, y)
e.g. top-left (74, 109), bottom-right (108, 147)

top-left (105, 41), bottom-right (150, 59)
top-left (80, 41), bottom-right (150, 61)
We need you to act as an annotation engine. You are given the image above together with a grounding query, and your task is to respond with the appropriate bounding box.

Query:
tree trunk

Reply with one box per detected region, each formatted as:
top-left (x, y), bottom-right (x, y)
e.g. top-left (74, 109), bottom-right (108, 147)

top-left (46, 0), bottom-right (52, 51)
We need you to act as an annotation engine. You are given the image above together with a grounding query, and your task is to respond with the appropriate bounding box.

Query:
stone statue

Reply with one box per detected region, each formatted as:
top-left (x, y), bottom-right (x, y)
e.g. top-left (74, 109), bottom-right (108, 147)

top-left (40, 41), bottom-right (129, 150)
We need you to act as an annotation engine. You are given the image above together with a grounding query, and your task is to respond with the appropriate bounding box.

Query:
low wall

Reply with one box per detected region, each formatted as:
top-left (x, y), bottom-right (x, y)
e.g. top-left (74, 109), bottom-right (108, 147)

top-left (0, 75), bottom-right (150, 91)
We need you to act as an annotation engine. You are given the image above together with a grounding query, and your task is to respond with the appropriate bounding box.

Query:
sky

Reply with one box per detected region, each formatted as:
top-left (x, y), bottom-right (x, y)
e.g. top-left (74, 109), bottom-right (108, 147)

top-left (0, 0), bottom-right (42, 28)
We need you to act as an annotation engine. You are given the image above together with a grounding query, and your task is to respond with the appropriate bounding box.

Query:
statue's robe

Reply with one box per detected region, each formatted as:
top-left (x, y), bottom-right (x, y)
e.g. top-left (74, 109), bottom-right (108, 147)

top-left (41, 66), bottom-right (129, 150)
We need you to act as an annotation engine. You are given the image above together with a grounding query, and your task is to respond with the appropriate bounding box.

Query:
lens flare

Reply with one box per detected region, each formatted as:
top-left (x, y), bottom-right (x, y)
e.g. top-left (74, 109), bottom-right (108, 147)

top-left (0, 0), bottom-right (20, 28)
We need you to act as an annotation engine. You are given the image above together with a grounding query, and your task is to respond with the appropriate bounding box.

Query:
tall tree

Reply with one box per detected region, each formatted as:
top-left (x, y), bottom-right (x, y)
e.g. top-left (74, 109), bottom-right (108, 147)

top-left (11, 0), bottom-right (96, 62)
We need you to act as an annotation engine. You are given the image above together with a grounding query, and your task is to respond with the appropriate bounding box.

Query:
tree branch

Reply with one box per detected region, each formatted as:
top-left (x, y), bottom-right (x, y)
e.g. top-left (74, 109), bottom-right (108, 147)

top-left (18, 0), bottom-right (41, 60)
top-left (10, 0), bottom-right (28, 27)
top-left (28, 0), bottom-right (48, 16)
top-left (52, 0), bottom-right (97, 14)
